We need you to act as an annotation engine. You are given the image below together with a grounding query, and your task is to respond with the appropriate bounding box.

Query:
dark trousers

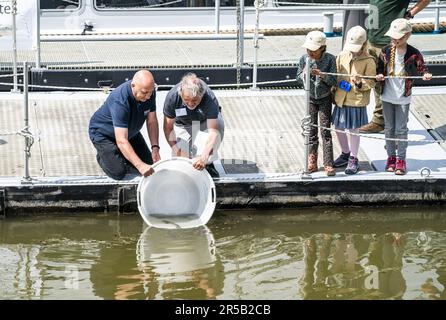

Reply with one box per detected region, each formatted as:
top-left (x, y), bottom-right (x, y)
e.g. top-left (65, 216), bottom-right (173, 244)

top-left (91, 133), bottom-right (152, 180)
top-left (309, 95), bottom-right (334, 166)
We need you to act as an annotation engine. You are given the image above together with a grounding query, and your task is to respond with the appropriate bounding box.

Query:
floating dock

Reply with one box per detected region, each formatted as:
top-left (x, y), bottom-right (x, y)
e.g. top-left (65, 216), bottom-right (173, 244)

top-left (1, 87), bottom-right (446, 215)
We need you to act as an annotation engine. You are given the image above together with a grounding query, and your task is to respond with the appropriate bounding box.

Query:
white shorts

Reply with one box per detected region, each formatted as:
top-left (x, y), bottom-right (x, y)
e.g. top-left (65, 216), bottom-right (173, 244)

top-left (174, 113), bottom-right (225, 164)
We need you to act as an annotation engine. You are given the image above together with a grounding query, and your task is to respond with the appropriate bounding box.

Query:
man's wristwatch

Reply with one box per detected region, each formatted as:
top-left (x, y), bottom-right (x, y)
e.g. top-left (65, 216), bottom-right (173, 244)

top-left (151, 145), bottom-right (160, 150)
top-left (404, 10), bottom-right (414, 19)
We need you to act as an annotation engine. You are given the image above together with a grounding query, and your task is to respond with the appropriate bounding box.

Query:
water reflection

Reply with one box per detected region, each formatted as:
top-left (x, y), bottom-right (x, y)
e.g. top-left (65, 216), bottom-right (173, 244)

top-left (1, 208), bottom-right (446, 299)
top-left (136, 226), bottom-right (224, 299)
top-left (298, 233), bottom-right (409, 299)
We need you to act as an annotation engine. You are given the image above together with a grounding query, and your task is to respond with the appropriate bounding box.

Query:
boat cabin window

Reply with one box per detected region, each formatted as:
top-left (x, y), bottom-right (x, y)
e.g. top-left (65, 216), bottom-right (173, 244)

top-left (40, 0), bottom-right (80, 10)
top-left (94, 0), bottom-right (255, 9)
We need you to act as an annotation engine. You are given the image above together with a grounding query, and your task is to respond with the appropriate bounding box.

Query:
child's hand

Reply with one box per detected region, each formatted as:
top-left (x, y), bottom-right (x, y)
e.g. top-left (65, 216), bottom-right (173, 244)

top-left (311, 69), bottom-right (325, 79)
top-left (311, 68), bottom-right (324, 78)
top-left (422, 73), bottom-right (432, 81)
top-left (351, 74), bottom-right (361, 84)
top-left (376, 74), bottom-right (385, 81)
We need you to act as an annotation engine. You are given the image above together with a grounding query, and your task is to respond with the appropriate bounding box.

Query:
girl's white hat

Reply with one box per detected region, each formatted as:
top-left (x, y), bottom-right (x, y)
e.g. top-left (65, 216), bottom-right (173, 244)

top-left (344, 26), bottom-right (367, 53)
top-left (302, 31), bottom-right (326, 51)
top-left (385, 18), bottom-right (412, 39)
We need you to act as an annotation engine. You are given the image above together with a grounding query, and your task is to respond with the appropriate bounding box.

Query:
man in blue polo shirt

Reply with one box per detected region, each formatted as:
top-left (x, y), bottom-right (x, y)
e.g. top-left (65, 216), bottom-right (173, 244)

top-left (89, 70), bottom-right (160, 180)
top-left (163, 73), bottom-right (224, 177)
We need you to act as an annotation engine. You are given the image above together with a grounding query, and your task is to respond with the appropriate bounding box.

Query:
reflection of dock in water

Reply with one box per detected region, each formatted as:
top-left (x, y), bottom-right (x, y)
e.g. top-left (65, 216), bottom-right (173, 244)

top-left (2, 211), bottom-right (446, 299)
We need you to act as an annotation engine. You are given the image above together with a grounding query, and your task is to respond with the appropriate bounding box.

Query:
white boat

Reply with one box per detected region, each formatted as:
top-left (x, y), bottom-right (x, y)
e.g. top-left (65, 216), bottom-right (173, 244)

top-left (39, 0), bottom-right (445, 36)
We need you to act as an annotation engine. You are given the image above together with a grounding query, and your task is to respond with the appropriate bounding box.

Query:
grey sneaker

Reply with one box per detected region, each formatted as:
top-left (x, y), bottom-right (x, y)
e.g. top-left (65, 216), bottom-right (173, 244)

top-left (333, 152), bottom-right (350, 167)
top-left (345, 156), bottom-right (359, 175)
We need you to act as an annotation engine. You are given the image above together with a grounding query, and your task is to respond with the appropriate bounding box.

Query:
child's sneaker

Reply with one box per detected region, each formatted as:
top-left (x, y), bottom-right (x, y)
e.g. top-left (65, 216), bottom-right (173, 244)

top-left (345, 156), bottom-right (359, 175)
top-left (325, 165), bottom-right (336, 176)
top-left (308, 154), bottom-right (318, 173)
top-left (395, 159), bottom-right (406, 175)
top-left (333, 152), bottom-right (350, 167)
top-left (385, 156), bottom-right (397, 172)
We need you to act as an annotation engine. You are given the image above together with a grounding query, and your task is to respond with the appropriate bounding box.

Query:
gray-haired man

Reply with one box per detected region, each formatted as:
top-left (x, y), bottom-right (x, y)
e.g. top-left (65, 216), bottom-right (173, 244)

top-left (163, 73), bottom-right (225, 177)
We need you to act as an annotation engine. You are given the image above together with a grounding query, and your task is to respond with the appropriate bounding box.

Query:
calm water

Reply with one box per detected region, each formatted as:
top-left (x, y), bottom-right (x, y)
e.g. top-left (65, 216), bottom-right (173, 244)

top-left (1, 206), bottom-right (446, 300)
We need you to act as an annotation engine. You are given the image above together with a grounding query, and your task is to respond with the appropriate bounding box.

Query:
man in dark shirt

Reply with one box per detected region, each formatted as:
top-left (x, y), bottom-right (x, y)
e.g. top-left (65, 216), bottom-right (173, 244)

top-left (163, 73), bottom-right (224, 177)
top-left (359, 0), bottom-right (431, 133)
top-left (89, 70), bottom-right (160, 180)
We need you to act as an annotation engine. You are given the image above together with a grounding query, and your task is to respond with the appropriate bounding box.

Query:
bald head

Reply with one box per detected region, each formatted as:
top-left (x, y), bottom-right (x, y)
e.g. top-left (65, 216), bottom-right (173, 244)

top-left (131, 70), bottom-right (155, 102)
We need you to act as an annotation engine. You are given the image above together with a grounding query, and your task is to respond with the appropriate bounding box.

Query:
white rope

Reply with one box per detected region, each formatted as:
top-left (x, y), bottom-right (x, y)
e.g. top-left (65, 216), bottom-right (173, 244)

top-left (0, 126), bottom-right (35, 141)
top-left (28, 84), bottom-right (107, 91)
top-left (0, 78), bottom-right (297, 91)
top-left (0, 73), bottom-right (23, 78)
top-left (216, 170), bottom-right (304, 181)
top-left (1, 71), bottom-right (446, 92)
top-left (207, 78), bottom-right (297, 88)
top-left (321, 72), bottom-right (446, 80)
top-left (305, 121), bottom-right (446, 144)
top-left (0, 82), bottom-right (108, 91)
top-left (0, 130), bottom-right (20, 137)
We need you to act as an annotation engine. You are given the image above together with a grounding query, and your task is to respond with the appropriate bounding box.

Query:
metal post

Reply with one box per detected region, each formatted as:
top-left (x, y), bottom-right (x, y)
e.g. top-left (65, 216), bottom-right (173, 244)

top-left (35, 0), bottom-right (41, 69)
top-left (11, 0), bottom-right (19, 93)
top-left (240, 0), bottom-right (244, 65)
top-left (301, 57), bottom-right (312, 179)
top-left (22, 62), bottom-right (31, 182)
top-left (323, 12), bottom-right (334, 37)
top-left (434, 0), bottom-right (441, 34)
top-left (236, 0), bottom-right (242, 86)
top-left (215, 0), bottom-right (220, 34)
top-left (252, 0), bottom-right (262, 90)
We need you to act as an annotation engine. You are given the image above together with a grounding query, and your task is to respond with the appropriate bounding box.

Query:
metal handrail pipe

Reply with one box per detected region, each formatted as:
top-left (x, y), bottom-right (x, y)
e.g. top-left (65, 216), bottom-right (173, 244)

top-left (257, 5), bottom-right (370, 11)
top-left (255, 3), bottom-right (446, 10)
top-left (40, 34), bottom-right (264, 42)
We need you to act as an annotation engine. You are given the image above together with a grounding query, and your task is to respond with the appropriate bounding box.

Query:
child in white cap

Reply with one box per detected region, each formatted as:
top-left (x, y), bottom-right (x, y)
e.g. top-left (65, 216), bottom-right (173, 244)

top-left (376, 18), bottom-right (432, 175)
top-left (332, 26), bottom-right (376, 175)
top-left (297, 31), bottom-right (337, 176)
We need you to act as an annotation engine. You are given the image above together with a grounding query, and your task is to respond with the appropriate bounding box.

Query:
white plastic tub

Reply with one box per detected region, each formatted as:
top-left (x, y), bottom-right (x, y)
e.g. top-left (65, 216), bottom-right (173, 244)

top-left (137, 157), bottom-right (216, 229)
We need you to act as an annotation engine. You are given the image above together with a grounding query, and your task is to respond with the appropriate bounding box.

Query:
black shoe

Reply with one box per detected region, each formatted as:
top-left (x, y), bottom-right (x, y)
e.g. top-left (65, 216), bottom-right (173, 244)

top-left (333, 152), bottom-right (350, 168)
top-left (205, 163), bottom-right (219, 178)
